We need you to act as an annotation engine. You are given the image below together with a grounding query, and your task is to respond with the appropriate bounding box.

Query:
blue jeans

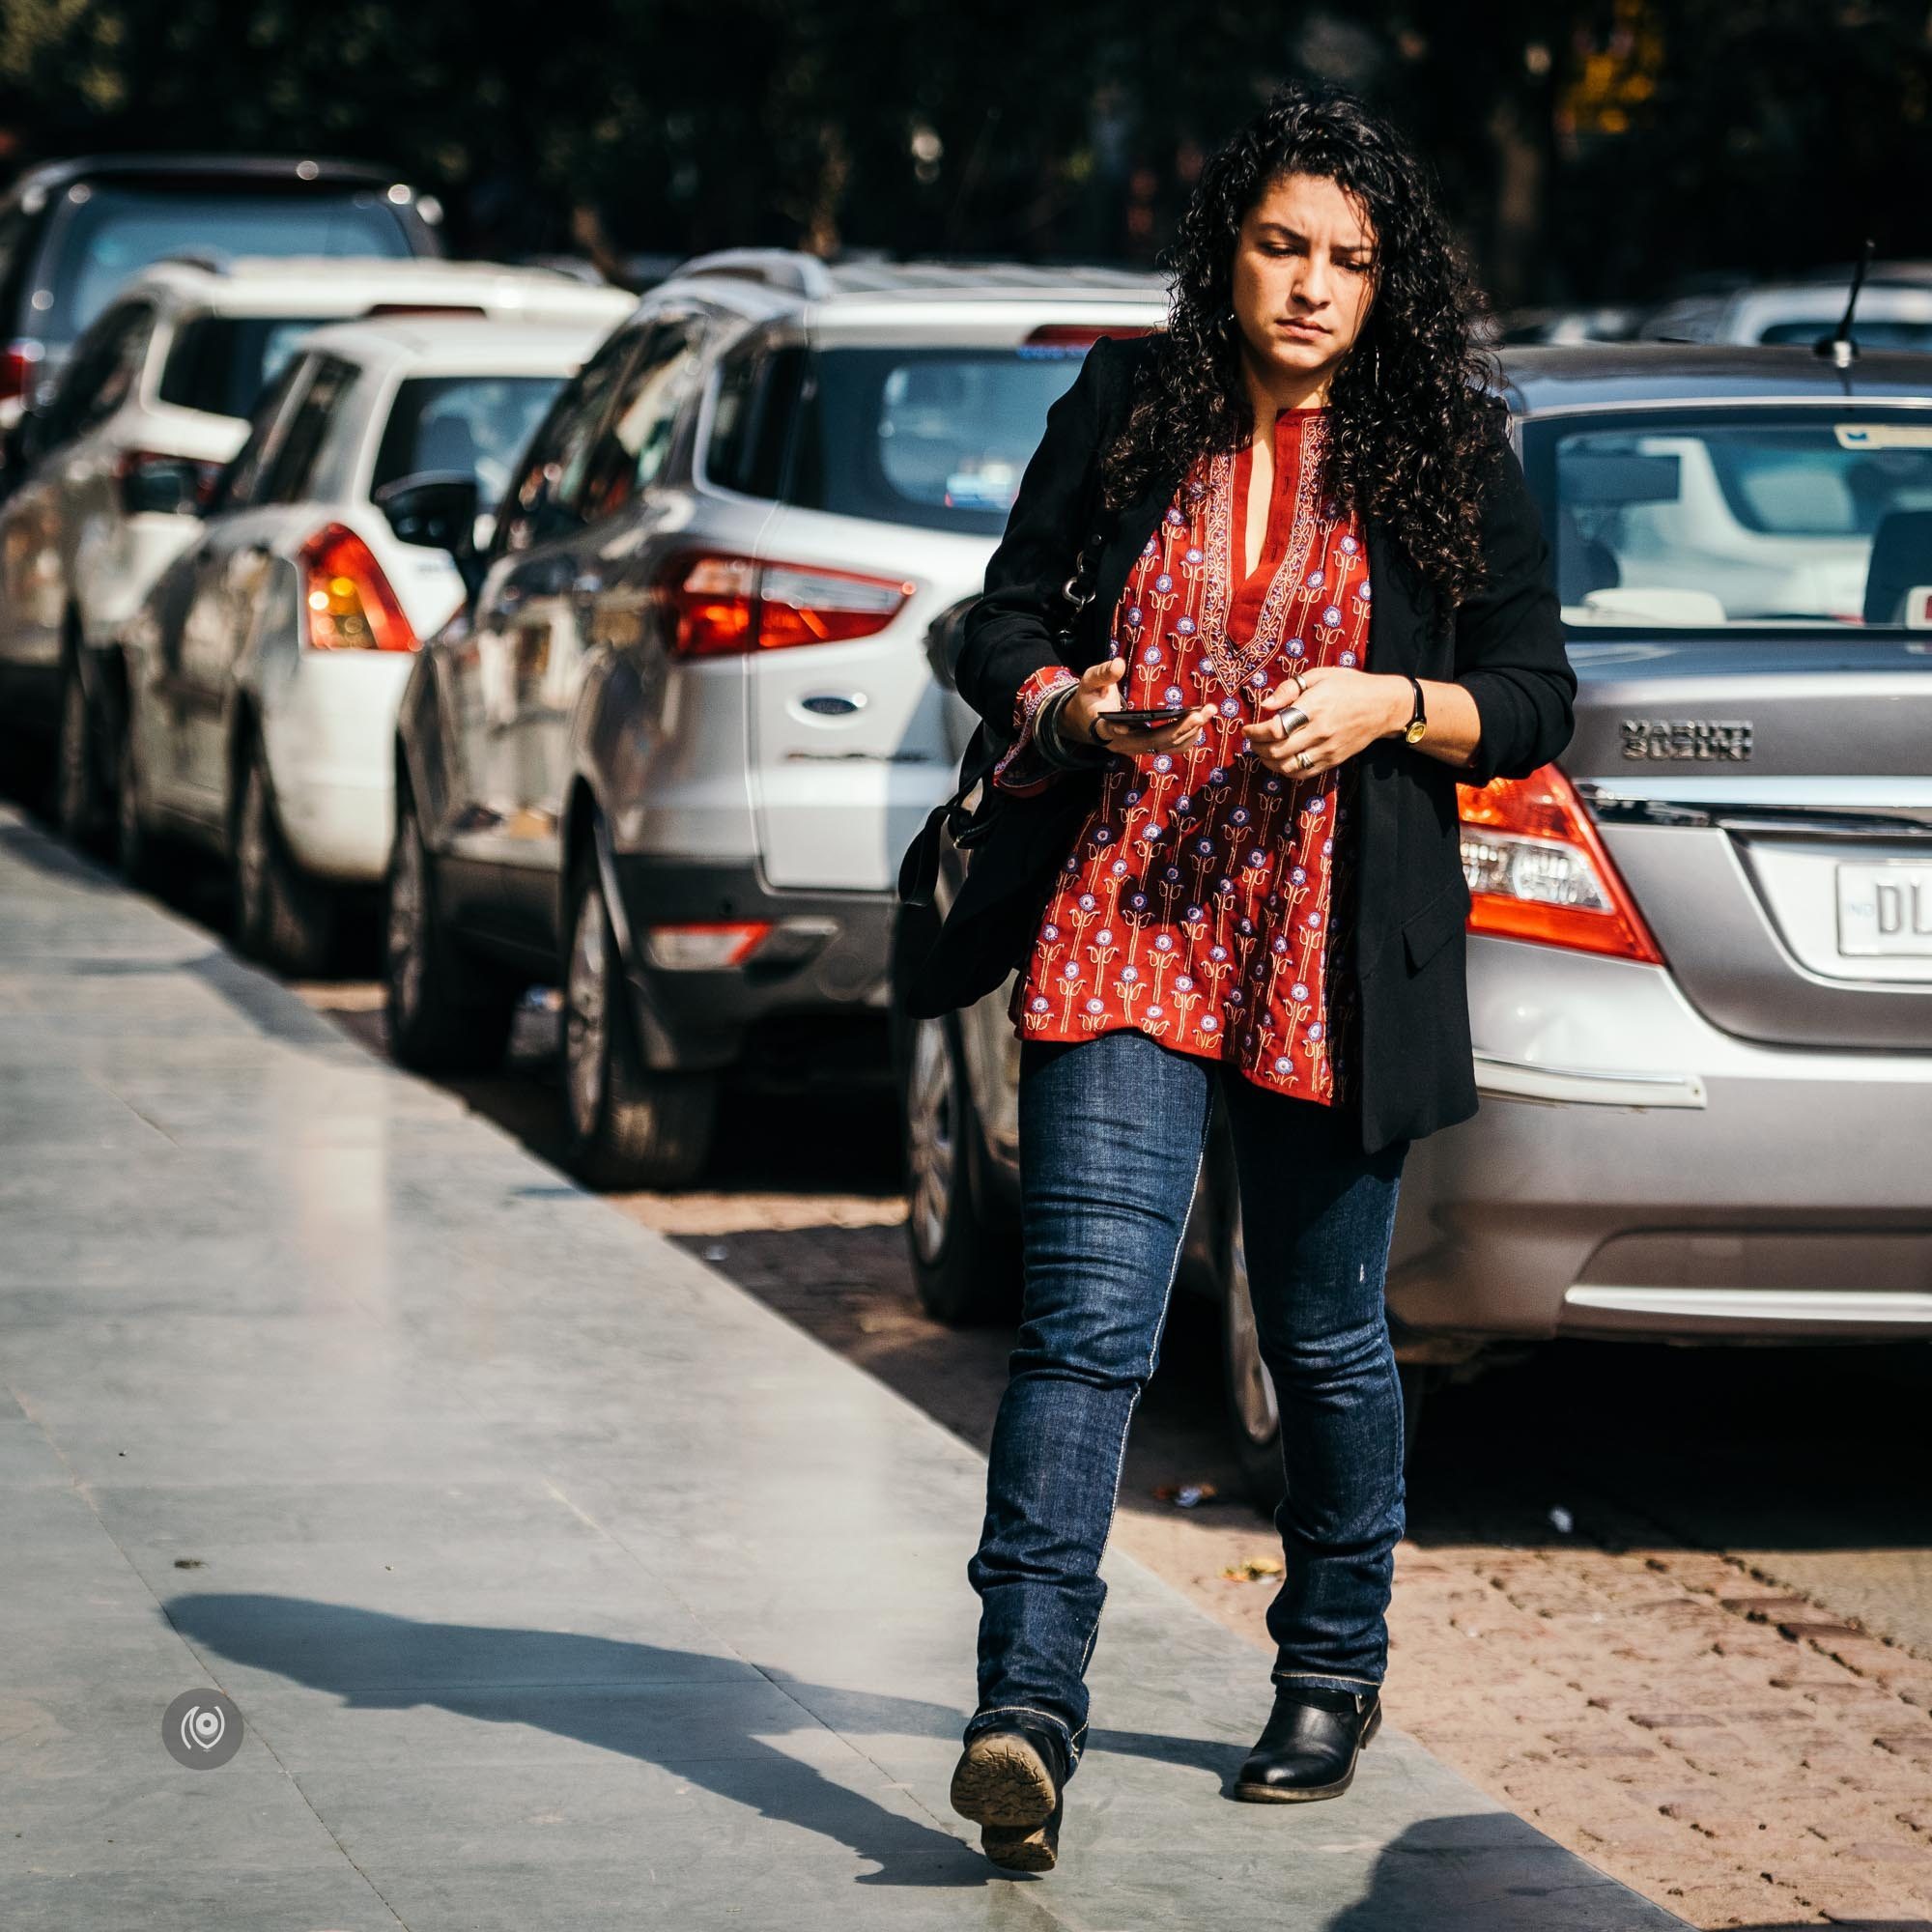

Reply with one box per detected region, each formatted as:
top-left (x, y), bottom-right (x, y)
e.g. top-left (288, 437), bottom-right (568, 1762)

top-left (963, 1029), bottom-right (1409, 1777)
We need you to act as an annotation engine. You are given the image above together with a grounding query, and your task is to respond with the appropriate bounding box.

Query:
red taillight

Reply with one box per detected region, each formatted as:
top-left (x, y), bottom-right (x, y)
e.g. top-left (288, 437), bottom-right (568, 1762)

top-left (1, 338), bottom-right (44, 406)
top-left (658, 552), bottom-right (914, 658)
top-left (1458, 764), bottom-right (1662, 964)
top-left (1023, 323), bottom-right (1159, 346)
top-left (297, 524), bottom-right (419, 654)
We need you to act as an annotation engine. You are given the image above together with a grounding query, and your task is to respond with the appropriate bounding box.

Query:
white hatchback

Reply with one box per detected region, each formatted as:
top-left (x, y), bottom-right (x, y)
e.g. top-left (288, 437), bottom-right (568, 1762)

top-left (0, 254), bottom-right (631, 836)
top-left (115, 310), bottom-right (626, 973)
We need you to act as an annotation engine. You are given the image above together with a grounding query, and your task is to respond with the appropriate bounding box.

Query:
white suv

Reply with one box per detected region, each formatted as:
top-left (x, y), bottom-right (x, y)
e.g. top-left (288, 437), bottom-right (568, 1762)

top-left (389, 252), bottom-right (1164, 1187)
top-left (114, 306), bottom-right (630, 974)
top-left (0, 255), bottom-right (632, 838)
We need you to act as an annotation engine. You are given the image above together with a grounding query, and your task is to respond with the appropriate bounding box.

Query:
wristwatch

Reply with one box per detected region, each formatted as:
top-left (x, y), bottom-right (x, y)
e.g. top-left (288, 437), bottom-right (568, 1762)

top-left (1397, 673), bottom-right (1428, 745)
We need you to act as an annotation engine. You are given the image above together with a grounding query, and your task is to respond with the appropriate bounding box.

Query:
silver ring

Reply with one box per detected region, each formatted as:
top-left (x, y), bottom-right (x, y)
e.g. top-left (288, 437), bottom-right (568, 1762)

top-left (1278, 706), bottom-right (1310, 737)
top-left (1296, 749), bottom-right (1315, 772)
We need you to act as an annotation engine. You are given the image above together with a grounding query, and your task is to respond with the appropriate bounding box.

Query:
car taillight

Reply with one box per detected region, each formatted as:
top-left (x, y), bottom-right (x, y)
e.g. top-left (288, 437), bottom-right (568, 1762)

top-left (1458, 763), bottom-right (1662, 964)
top-left (659, 553), bottom-right (914, 658)
top-left (0, 338), bottom-right (44, 405)
top-left (297, 524), bottom-right (418, 653)
top-left (1023, 323), bottom-right (1159, 346)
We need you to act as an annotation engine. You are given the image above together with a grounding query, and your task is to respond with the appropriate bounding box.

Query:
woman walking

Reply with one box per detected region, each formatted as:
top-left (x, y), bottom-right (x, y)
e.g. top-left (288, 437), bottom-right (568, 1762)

top-left (902, 83), bottom-right (1575, 1874)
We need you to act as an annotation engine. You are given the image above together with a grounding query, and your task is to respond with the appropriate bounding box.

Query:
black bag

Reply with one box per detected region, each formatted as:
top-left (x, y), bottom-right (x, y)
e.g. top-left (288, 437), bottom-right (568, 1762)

top-left (895, 530), bottom-right (1108, 1018)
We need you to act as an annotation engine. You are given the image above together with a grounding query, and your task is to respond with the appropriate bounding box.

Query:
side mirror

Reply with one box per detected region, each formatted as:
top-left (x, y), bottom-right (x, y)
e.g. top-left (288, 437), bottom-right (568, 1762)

top-left (121, 454), bottom-right (204, 518)
top-left (373, 470), bottom-right (481, 558)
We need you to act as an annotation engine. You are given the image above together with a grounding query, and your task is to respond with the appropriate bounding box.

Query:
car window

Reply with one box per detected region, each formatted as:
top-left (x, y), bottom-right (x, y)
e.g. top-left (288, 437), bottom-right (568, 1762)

top-left (371, 374), bottom-right (566, 511)
top-left (258, 355), bottom-right (357, 504)
top-left (212, 355), bottom-right (316, 513)
top-left (704, 335), bottom-right (804, 500)
top-left (497, 337), bottom-right (632, 552)
top-left (32, 185), bottom-right (413, 347)
top-left (787, 343), bottom-right (1090, 536)
top-left (46, 300), bottom-right (154, 440)
top-left (1526, 408), bottom-right (1932, 629)
top-left (577, 318), bottom-right (707, 519)
top-left (157, 314), bottom-right (332, 422)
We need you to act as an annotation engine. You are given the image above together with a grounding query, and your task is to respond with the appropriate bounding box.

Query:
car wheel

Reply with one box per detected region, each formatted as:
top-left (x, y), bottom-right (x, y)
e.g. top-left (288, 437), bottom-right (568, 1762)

top-left (561, 847), bottom-right (717, 1190)
top-left (1221, 1204), bottom-right (1429, 1513)
top-left (54, 661), bottom-right (106, 850)
top-left (234, 746), bottom-right (338, 978)
top-left (383, 784), bottom-right (518, 1074)
top-left (900, 1010), bottom-right (1021, 1325)
top-left (114, 701), bottom-right (164, 892)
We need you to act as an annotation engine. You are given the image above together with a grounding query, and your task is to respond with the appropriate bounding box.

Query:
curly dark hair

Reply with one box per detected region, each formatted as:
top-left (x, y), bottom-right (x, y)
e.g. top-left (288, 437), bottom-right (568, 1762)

top-left (1101, 85), bottom-right (1501, 607)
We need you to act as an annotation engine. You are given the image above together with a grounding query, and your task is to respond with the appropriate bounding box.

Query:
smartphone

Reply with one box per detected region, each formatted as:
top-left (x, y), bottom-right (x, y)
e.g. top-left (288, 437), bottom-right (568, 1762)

top-left (1103, 706), bottom-right (1189, 730)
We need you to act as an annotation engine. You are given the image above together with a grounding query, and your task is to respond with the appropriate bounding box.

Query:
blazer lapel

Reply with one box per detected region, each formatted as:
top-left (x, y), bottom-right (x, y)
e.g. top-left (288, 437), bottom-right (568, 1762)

top-left (1365, 515), bottom-right (1433, 676)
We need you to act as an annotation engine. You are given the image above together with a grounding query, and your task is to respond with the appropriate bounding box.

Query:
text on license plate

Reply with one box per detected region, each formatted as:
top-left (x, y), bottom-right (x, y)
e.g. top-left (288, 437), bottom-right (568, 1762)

top-left (1836, 861), bottom-right (1932, 956)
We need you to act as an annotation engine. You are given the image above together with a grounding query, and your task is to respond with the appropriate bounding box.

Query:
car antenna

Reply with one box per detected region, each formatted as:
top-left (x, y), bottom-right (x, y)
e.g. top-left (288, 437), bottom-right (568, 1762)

top-left (1814, 236), bottom-right (1874, 370)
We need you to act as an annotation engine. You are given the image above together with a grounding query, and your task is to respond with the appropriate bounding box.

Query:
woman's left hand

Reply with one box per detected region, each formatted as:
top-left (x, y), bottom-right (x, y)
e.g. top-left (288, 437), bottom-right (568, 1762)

top-left (1240, 667), bottom-right (1408, 777)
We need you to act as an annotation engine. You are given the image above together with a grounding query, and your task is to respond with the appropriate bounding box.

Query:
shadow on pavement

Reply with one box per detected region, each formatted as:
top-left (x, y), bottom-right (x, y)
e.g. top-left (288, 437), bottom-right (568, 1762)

top-left (161, 1592), bottom-right (1617, 1920)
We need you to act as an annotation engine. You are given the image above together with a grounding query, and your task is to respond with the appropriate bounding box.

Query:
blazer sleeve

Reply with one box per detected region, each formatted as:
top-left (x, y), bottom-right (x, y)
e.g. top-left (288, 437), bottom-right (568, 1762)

top-left (951, 338), bottom-right (1115, 737)
top-left (1452, 406), bottom-right (1577, 787)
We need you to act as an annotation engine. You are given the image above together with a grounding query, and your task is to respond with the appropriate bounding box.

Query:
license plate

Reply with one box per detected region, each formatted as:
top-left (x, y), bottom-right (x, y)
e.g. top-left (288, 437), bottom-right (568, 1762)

top-left (1836, 861), bottom-right (1932, 956)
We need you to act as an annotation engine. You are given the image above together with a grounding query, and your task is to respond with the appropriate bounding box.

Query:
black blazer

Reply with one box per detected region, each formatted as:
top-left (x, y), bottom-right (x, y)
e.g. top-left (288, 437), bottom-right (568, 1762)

top-left (902, 332), bottom-right (1576, 1152)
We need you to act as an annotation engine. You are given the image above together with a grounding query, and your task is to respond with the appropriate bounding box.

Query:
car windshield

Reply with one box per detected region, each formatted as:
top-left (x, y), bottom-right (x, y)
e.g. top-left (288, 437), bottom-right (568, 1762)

top-left (790, 343), bottom-right (1093, 536)
top-left (1524, 407), bottom-right (1932, 628)
top-left (37, 185), bottom-right (413, 346)
top-left (157, 315), bottom-right (333, 421)
top-left (371, 375), bottom-right (566, 510)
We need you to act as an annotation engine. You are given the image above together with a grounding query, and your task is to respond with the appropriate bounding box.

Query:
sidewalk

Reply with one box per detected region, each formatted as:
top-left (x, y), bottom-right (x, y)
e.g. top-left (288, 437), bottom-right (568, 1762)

top-left (0, 802), bottom-right (1688, 1931)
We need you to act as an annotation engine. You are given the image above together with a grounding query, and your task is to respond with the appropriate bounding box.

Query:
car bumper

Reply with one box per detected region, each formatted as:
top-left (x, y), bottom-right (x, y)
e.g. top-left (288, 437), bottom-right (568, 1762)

top-left (259, 654), bottom-right (415, 883)
top-left (608, 855), bottom-right (894, 1078)
top-left (1387, 936), bottom-right (1932, 1345)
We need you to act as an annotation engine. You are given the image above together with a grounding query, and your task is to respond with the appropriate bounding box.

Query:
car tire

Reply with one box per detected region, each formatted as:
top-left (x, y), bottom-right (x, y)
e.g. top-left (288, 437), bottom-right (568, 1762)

top-left (900, 1009), bottom-right (1021, 1326)
top-left (233, 745), bottom-right (339, 978)
top-left (561, 846), bottom-right (717, 1191)
top-left (53, 658), bottom-right (107, 851)
top-left (1222, 1204), bottom-right (1429, 1512)
top-left (383, 782), bottom-right (518, 1075)
top-left (113, 699), bottom-right (165, 893)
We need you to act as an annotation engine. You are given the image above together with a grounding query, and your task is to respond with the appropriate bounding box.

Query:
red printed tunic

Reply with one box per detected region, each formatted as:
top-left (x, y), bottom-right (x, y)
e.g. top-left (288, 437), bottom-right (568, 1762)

top-left (997, 404), bottom-right (1371, 1105)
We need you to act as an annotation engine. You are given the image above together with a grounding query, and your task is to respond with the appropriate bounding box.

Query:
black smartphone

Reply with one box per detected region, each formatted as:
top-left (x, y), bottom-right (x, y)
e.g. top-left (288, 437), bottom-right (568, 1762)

top-left (1102, 706), bottom-right (1189, 730)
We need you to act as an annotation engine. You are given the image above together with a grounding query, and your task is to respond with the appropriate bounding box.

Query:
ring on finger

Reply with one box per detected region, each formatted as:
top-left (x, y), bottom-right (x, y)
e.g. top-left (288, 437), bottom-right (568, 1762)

top-left (1296, 749), bottom-right (1315, 772)
top-left (1277, 705), bottom-right (1310, 737)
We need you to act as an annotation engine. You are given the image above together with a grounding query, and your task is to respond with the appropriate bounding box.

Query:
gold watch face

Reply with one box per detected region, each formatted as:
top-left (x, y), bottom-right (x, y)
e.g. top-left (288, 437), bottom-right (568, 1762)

top-left (1404, 717), bottom-right (1428, 744)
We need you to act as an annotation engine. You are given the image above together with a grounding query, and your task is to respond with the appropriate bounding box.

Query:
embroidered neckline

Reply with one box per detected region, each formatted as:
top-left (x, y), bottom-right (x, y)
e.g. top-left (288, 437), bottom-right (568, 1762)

top-left (1198, 412), bottom-right (1329, 696)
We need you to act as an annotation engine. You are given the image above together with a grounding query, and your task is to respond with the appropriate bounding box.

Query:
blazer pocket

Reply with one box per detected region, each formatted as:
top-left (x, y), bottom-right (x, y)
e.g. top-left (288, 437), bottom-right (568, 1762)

top-left (1402, 877), bottom-right (1472, 973)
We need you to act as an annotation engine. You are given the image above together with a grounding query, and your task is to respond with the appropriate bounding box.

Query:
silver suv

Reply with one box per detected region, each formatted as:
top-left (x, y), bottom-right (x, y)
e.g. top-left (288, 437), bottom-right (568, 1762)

top-left (389, 251), bottom-right (1163, 1187)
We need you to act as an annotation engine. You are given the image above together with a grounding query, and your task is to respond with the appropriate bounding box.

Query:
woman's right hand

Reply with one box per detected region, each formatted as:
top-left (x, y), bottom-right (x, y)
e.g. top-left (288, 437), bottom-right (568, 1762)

top-left (1057, 658), bottom-right (1217, 758)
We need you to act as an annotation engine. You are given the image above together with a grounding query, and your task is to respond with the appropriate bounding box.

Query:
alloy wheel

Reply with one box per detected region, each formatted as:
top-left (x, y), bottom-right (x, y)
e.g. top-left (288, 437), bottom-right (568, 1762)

top-left (564, 881), bottom-right (609, 1140)
top-left (905, 1015), bottom-right (961, 1267)
top-left (385, 815), bottom-right (427, 1028)
top-left (1226, 1216), bottom-right (1281, 1451)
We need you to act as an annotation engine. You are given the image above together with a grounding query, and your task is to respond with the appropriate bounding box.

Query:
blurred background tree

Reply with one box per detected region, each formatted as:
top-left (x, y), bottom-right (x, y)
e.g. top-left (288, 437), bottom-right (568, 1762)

top-left (0, 0), bottom-right (1925, 308)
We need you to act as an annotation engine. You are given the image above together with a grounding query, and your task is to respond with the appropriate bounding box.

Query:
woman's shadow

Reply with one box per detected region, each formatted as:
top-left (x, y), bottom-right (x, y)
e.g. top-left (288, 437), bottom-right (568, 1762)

top-left (161, 1592), bottom-right (1204, 1890)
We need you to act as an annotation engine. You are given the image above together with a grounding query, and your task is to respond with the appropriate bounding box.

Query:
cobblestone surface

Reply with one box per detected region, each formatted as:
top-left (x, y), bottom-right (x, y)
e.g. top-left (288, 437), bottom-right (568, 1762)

top-left (293, 983), bottom-right (1932, 1930)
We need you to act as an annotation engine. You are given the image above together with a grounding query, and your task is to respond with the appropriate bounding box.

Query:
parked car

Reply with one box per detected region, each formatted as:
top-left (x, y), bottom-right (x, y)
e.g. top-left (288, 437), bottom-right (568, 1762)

top-left (0, 255), bottom-right (631, 836)
top-left (0, 154), bottom-right (441, 439)
top-left (388, 250), bottom-right (1165, 1187)
top-left (113, 306), bottom-right (628, 973)
top-left (1639, 274), bottom-right (1932, 353)
top-left (897, 342), bottom-right (1932, 1501)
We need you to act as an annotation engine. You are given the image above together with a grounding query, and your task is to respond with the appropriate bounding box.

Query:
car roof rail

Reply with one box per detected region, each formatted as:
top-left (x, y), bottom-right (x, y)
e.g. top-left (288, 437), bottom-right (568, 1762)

top-left (669, 247), bottom-right (838, 298)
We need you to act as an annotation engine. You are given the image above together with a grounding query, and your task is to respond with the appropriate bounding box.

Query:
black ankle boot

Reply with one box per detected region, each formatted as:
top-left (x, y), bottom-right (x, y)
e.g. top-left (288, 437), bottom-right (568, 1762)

top-left (950, 1719), bottom-right (1070, 1871)
top-left (1233, 1683), bottom-right (1381, 1803)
